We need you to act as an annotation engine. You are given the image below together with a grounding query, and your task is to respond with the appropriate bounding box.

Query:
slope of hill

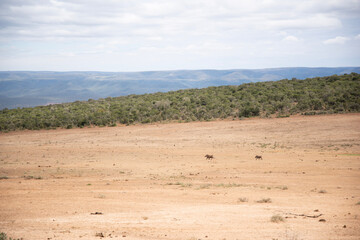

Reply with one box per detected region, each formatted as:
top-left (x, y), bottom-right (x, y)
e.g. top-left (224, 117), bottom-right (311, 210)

top-left (1, 67), bottom-right (359, 109)
top-left (0, 73), bottom-right (359, 132)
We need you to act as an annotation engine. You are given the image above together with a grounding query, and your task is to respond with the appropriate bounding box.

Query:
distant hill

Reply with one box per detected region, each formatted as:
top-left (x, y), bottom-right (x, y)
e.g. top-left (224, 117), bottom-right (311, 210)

top-left (1, 73), bottom-right (359, 132)
top-left (0, 67), bottom-right (359, 109)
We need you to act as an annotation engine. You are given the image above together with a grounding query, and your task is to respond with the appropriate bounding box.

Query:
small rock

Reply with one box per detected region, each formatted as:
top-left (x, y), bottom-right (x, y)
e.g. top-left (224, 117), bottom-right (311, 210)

top-left (319, 219), bottom-right (326, 222)
top-left (343, 225), bottom-right (346, 228)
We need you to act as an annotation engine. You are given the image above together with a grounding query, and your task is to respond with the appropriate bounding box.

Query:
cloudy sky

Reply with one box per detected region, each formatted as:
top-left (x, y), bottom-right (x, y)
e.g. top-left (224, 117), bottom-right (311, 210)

top-left (0, 0), bottom-right (359, 71)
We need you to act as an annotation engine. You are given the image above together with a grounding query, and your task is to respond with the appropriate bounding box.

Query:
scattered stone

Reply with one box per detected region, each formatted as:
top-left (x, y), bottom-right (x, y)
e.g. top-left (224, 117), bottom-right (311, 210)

top-left (95, 232), bottom-right (104, 237)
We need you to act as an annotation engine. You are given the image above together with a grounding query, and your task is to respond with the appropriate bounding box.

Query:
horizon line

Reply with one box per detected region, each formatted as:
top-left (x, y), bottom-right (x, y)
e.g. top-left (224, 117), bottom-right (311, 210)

top-left (0, 66), bottom-right (359, 73)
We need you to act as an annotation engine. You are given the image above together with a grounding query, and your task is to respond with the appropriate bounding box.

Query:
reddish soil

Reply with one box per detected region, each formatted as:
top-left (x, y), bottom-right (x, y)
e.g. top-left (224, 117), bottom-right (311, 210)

top-left (0, 114), bottom-right (360, 240)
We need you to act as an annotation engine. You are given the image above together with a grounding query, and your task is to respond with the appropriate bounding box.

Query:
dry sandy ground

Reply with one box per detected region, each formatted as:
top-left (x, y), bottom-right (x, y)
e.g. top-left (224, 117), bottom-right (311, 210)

top-left (0, 114), bottom-right (360, 240)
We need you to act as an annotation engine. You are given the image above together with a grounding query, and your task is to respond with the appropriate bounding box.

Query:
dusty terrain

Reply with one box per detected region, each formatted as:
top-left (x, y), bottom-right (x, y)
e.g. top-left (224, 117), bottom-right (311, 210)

top-left (0, 114), bottom-right (360, 240)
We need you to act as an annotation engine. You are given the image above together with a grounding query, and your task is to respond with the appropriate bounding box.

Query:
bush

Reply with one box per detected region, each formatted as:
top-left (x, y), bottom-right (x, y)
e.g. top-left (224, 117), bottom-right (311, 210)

top-left (271, 215), bottom-right (285, 223)
top-left (0, 73), bottom-right (359, 131)
top-left (0, 232), bottom-right (23, 240)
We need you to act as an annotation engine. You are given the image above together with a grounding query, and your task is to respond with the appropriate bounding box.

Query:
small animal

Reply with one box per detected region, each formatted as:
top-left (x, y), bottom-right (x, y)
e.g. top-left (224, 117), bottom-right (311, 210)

top-left (91, 212), bottom-right (103, 215)
top-left (205, 154), bottom-right (214, 160)
top-left (255, 155), bottom-right (263, 160)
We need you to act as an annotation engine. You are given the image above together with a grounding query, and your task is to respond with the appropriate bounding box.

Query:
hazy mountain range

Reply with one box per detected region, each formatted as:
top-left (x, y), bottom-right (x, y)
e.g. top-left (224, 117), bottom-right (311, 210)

top-left (1, 67), bottom-right (359, 109)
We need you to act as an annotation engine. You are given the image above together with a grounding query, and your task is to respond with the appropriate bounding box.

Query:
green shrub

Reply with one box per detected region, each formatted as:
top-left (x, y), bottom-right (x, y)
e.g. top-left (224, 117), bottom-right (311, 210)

top-left (0, 232), bottom-right (23, 240)
top-left (0, 73), bottom-right (359, 131)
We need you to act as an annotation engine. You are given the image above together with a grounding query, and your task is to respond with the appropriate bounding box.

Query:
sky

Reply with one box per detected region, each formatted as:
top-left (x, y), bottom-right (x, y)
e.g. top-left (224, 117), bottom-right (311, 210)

top-left (0, 0), bottom-right (359, 72)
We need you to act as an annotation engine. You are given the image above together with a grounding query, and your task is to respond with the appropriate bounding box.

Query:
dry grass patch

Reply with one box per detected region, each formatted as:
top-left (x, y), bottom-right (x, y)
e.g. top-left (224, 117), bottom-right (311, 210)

top-left (237, 197), bottom-right (249, 203)
top-left (196, 184), bottom-right (212, 190)
top-left (256, 198), bottom-right (272, 203)
top-left (95, 194), bottom-right (106, 199)
top-left (23, 175), bottom-right (42, 180)
top-left (166, 182), bottom-right (193, 188)
top-left (271, 215), bottom-right (285, 223)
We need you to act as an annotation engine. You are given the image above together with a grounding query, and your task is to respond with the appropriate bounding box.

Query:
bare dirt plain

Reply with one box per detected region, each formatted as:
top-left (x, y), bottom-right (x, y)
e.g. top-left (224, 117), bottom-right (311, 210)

top-left (0, 114), bottom-right (360, 240)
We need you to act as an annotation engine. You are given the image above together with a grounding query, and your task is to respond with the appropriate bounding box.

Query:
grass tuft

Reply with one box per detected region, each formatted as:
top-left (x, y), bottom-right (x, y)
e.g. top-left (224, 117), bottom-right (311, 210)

top-left (197, 184), bottom-right (211, 190)
top-left (276, 185), bottom-right (288, 190)
top-left (271, 215), bottom-right (285, 223)
top-left (166, 182), bottom-right (192, 188)
top-left (95, 194), bottom-right (106, 199)
top-left (256, 198), bottom-right (272, 203)
top-left (237, 197), bottom-right (249, 203)
top-left (23, 175), bottom-right (42, 180)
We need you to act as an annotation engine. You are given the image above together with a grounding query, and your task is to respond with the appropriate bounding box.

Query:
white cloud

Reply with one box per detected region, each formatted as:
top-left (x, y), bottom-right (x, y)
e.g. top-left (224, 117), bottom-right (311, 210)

top-left (355, 34), bottom-right (360, 40)
top-left (265, 14), bottom-right (341, 30)
top-left (283, 36), bottom-right (300, 42)
top-left (323, 36), bottom-right (350, 44)
top-left (0, 0), bottom-right (359, 71)
top-left (58, 52), bottom-right (75, 57)
top-left (0, 0), bottom-right (348, 40)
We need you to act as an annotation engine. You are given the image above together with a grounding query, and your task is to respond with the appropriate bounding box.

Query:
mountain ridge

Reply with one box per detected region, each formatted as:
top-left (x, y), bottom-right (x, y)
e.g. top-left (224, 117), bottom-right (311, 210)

top-left (1, 67), bottom-right (359, 109)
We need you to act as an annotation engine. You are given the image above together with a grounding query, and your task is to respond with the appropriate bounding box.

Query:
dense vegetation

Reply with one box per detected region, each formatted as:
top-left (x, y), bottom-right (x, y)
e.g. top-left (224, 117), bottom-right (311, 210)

top-left (0, 232), bottom-right (22, 240)
top-left (0, 73), bottom-right (359, 132)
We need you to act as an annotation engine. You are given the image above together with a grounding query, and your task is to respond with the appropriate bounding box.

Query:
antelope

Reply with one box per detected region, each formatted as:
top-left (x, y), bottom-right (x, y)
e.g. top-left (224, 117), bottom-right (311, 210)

top-left (255, 155), bottom-right (263, 160)
top-left (205, 154), bottom-right (214, 160)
